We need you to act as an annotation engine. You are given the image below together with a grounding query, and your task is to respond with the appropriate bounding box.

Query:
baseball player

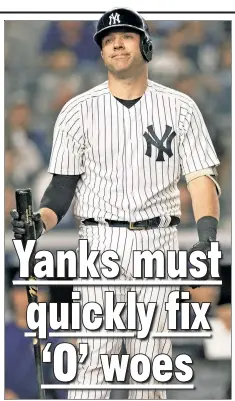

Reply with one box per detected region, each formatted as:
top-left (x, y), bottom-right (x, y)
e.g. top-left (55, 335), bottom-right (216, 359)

top-left (11, 8), bottom-right (221, 400)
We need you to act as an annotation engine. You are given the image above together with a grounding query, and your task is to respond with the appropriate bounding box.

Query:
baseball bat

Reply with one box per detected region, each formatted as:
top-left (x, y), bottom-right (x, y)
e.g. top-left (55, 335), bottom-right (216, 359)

top-left (15, 188), bottom-right (46, 400)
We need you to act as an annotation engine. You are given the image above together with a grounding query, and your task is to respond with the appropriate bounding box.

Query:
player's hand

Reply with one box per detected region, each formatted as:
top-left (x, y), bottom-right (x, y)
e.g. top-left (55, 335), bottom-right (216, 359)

top-left (187, 240), bottom-right (212, 289)
top-left (10, 209), bottom-right (44, 240)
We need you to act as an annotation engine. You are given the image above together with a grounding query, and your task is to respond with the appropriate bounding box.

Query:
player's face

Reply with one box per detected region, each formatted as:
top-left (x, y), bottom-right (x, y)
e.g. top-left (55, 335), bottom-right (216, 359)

top-left (101, 31), bottom-right (144, 76)
top-left (11, 288), bottom-right (48, 318)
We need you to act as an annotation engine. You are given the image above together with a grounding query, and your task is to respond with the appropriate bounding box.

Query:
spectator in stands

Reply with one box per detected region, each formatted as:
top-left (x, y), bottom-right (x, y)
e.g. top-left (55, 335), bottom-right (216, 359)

top-left (148, 20), bottom-right (185, 37)
top-left (5, 95), bottom-right (49, 186)
top-left (32, 48), bottom-right (88, 136)
top-left (5, 21), bottom-right (48, 103)
top-left (178, 22), bottom-right (220, 72)
top-left (40, 21), bottom-right (100, 65)
top-left (5, 185), bottom-right (15, 227)
top-left (149, 26), bottom-right (196, 85)
top-left (5, 273), bottom-right (67, 399)
top-left (5, 149), bottom-right (16, 225)
top-left (174, 72), bottom-right (205, 104)
top-left (214, 41), bottom-right (231, 115)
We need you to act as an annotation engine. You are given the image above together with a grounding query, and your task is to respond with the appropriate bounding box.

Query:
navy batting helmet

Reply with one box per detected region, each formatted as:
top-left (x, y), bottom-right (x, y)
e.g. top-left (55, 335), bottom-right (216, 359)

top-left (93, 7), bottom-right (153, 62)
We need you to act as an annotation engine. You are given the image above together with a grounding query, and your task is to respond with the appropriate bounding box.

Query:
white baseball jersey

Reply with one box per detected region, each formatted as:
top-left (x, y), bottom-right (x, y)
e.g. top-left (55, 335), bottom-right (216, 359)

top-left (48, 79), bottom-right (220, 223)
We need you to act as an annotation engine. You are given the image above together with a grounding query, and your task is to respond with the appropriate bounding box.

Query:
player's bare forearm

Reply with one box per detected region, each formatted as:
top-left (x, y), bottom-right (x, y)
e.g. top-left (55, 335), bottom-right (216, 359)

top-left (188, 176), bottom-right (220, 222)
top-left (39, 207), bottom-right (58, 231)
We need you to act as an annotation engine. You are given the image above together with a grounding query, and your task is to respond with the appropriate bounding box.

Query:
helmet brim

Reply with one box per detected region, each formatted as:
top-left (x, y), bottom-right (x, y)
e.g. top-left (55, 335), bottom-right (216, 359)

top-left (93, 24), bottom-right (145, 48)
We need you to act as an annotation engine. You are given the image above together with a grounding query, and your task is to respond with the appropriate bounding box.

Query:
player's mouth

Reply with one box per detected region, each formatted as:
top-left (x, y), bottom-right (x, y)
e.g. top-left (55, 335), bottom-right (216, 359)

top-left (112, 53), bottom-right (130, 59)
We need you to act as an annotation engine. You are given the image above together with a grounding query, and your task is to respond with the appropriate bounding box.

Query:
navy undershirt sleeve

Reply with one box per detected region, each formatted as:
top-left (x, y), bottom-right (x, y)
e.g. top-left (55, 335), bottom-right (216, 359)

top-left (40, 174), bottom-right (80, 223)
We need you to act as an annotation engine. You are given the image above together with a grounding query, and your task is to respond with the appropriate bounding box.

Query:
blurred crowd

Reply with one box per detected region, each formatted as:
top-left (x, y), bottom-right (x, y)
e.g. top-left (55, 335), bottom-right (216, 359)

top-left (5, 19), bottom-right (231, 230)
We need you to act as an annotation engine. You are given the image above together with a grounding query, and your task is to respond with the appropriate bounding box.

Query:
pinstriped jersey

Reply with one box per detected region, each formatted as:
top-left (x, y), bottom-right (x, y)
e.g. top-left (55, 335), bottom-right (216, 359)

top-left (48, 79), bottom-right (220, 222)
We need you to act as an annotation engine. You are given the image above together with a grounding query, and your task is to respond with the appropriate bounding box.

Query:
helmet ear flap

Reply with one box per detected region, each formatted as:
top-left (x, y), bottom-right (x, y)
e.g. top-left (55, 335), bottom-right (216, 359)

top-left (141, 34), bottom-right (153, 62)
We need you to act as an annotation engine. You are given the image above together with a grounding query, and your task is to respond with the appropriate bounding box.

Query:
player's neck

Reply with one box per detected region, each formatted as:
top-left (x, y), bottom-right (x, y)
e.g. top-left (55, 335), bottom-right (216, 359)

top-left (108, 70), bottom-right (148, 100)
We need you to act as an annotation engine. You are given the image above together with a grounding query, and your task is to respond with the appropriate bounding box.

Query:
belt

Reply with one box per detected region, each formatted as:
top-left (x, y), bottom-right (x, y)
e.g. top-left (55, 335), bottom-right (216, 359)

top-left (82, 216), bottom-right (180, 230)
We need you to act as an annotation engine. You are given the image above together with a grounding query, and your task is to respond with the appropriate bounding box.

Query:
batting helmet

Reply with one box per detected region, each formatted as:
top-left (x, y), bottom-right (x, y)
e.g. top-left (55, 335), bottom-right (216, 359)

top-left (93, 7), bottom-right (153, 62)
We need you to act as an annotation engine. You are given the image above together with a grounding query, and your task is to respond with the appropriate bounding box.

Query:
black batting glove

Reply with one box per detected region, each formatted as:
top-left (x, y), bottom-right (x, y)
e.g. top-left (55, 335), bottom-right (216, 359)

top-left (10, 209), bottom-right (44, 240)
top-left (187, 239), bottom-right (212, 289)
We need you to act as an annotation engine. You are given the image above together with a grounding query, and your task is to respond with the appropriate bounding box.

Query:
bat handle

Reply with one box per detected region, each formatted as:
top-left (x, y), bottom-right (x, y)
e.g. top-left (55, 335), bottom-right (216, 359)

top-left (15, 189), bottom-right (29, 221)
top-left (15, 189), bottom-right (36, 241)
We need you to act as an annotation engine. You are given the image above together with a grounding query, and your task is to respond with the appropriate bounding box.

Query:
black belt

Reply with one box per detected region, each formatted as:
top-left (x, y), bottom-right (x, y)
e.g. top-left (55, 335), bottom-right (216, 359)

top-left (82, 216), bottom-right (180, 230)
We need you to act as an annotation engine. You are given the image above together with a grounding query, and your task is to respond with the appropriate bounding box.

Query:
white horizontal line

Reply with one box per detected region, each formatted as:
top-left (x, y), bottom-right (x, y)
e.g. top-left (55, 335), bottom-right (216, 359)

top-left (41, 384), bottom-right (195, 390)
top-left (50, 332), bottom-right (135, 338)
top-left (25, 331), bottom-right (211, 339)
top-left (24, 332), bottom-right (135, 338)
top-left (13, 280), bottom-right (222, 286)
top-left (152, 332), bottom-right (212, 338)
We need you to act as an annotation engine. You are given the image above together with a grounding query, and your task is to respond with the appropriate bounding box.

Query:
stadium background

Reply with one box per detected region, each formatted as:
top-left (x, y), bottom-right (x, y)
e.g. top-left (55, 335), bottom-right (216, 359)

top-left (5, 20), bottom-right (231, 399)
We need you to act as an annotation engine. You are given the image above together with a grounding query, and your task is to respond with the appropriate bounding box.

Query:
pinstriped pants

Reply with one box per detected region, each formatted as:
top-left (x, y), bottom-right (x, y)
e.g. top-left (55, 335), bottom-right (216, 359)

top-left (68, 224), bottom-right (179, 400)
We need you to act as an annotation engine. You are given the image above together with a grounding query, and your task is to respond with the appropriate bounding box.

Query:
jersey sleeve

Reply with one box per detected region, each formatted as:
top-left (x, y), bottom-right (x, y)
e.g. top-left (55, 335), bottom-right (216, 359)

top-left (48, 101), bottom-right (85, 175)
top-left (179, 100), bottom-right (220, 176)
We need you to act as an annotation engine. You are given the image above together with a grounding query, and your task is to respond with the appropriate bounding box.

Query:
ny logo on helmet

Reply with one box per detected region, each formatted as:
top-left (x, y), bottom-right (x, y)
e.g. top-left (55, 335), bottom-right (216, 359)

top-left (109, 12), bottom-right (121, 25)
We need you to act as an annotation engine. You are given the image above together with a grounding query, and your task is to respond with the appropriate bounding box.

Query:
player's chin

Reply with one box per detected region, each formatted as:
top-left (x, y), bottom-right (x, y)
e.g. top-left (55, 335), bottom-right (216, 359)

top-left (110, 62), bottom-right (133, 74)
top-left (111, 58), bottom-right (132, 69)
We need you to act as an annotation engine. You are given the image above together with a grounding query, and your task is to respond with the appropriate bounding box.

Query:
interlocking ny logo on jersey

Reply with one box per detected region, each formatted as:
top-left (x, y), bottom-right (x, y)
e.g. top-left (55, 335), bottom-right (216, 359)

top-left (143, 125), bottom-right (176, 162)
top-left (109, 12), bottom-right (121, 25)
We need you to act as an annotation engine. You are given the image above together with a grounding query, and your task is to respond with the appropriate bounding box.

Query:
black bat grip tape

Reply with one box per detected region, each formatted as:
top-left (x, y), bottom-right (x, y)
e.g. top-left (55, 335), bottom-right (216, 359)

top-left (15, 189), bottom-right (30, 220)
top-left (15, 189), bottom-right (36, 242)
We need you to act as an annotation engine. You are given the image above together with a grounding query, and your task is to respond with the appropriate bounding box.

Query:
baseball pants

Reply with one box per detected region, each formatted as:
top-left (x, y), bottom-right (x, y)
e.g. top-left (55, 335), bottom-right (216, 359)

top-left (69, 223), bottom-right (179, 400)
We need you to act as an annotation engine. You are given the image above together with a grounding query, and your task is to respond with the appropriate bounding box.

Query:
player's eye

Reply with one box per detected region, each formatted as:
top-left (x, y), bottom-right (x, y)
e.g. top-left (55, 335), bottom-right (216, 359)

top-left (104, 37), bottom-right (112, 44)
top-left (124, 34), bottom-right (133, 39)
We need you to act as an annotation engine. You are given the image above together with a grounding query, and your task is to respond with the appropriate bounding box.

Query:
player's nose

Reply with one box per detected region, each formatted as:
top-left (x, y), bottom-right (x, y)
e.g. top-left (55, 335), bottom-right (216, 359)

top-left (113, 36), bottom-right (125, 49)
